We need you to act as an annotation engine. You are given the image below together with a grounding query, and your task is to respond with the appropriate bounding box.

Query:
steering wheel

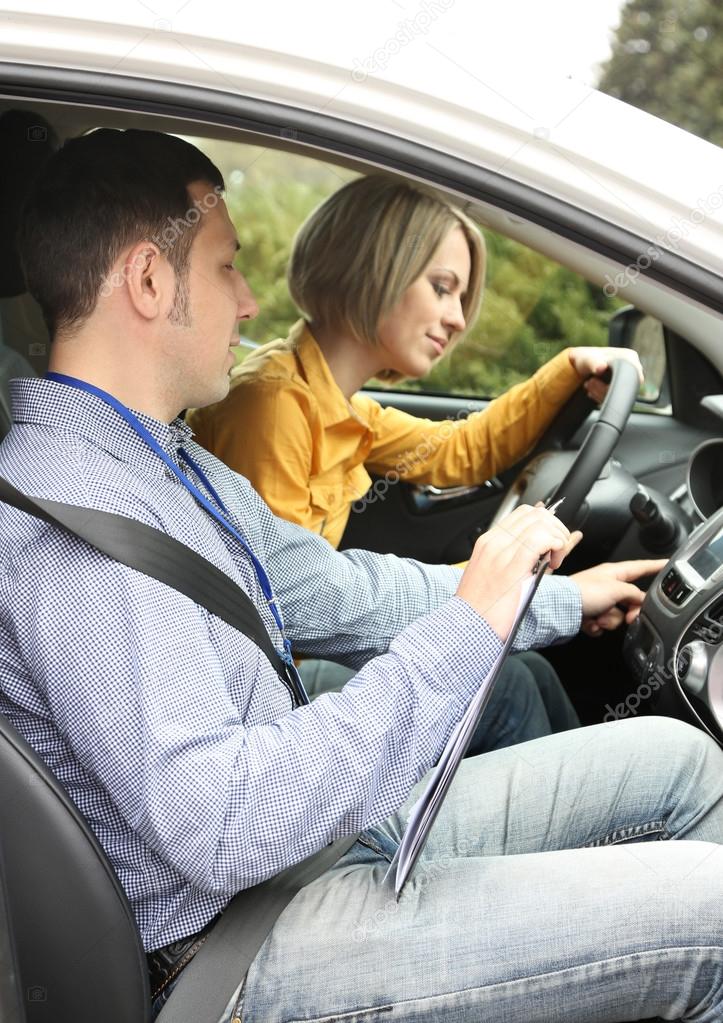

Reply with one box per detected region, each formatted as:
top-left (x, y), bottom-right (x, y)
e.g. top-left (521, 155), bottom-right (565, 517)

top-left (490, 359), bottom-right (641, 531)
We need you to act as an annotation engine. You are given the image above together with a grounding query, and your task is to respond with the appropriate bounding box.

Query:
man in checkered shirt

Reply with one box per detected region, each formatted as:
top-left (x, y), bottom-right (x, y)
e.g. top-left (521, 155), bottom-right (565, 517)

top-left (2, 127), bottom-right (723, 1023)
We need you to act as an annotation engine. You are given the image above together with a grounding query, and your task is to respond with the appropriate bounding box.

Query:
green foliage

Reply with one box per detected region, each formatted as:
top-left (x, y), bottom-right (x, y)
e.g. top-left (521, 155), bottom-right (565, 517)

top-left (227, 176), bottom-right (337, 344)
top-left (597, 0), bottom-right (722, 146)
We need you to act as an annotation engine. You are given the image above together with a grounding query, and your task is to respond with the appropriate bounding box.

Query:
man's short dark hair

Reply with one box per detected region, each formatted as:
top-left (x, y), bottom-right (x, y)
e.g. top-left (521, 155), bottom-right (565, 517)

top-left (18, 128), bottom-right (225, 337)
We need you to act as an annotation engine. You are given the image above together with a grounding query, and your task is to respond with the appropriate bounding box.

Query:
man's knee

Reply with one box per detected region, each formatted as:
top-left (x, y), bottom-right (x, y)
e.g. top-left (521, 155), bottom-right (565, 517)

top-left (657, 715), bottom-right (720, 764)
top-left (515, 650), bottom-right (554, 677)
top-left (614, 714), bottom-right (717, 765)
top-left (491, 656), bottom-right (541, 709)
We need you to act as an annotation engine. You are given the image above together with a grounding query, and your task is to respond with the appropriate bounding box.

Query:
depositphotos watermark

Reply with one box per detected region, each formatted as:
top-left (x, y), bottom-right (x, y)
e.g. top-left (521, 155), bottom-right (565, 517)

top-left (603, 183), bottom-right (723, 298)
top-left (602, 662), bottom-right (673, 722)
top-left (99, 184), bottom-right (223, 298)
top-left (351, 0), bottom-right (455, 83)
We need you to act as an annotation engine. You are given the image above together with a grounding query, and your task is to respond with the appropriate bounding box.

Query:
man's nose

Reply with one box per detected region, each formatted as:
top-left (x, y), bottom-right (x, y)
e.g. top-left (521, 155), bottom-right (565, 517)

top-left (237, 278), bottom-right (259, 321)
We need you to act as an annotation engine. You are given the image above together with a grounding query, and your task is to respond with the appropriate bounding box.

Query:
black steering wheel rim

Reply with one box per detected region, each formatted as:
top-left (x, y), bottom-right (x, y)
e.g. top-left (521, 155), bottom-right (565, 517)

top-left (491, 359), bottom-right (641, 531)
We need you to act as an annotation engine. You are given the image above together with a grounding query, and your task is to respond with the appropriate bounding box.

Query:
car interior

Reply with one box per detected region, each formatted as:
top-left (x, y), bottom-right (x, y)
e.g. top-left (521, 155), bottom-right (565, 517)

top-left (0, 81), bottom-right (722, 1023)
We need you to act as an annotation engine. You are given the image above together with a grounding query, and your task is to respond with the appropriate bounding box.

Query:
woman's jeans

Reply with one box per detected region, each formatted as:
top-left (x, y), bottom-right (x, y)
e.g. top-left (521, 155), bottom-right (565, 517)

top-left (242, 717), bottom-right (723, 1022)
top-left (299, 651), bottom-right (580, 754)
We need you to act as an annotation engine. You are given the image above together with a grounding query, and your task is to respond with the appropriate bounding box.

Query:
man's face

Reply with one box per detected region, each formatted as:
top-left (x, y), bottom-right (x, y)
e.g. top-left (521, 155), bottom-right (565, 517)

top-left (164, 180), bottom-right (258, 412)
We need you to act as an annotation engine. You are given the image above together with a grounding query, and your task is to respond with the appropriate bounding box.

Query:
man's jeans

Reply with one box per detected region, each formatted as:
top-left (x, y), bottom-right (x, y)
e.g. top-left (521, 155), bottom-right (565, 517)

top-left (299, 651), bottom-right (580, 754)
top-left (241, 717), bottom-right (723, 1022)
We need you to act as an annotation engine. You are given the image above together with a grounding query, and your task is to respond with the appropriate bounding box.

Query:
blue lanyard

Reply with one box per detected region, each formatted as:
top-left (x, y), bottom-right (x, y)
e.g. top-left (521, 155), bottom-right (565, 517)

top-left (46, 372), bottom-right (308, 704)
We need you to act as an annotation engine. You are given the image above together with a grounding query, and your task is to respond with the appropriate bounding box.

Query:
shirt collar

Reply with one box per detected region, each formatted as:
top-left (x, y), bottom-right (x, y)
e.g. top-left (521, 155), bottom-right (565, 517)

top-left (291, 320), bottom-right (371, 430)
top-left (9, 377), bottom-right (193, 475)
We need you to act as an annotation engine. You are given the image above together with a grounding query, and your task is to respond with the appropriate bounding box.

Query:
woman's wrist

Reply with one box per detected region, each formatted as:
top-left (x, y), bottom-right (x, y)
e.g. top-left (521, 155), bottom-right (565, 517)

top-left (568, 347), bottom-right (585, 380)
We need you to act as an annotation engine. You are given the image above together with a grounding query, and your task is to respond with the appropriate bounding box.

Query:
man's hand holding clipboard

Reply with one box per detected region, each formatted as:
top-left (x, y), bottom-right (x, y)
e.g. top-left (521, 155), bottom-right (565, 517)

top-left (456, 498), bottom-right (572, 643)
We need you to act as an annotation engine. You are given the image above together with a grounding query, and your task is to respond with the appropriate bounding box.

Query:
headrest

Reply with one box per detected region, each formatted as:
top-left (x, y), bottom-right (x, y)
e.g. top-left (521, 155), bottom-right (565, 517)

top-left (0, 110), bottom-right (58, 298)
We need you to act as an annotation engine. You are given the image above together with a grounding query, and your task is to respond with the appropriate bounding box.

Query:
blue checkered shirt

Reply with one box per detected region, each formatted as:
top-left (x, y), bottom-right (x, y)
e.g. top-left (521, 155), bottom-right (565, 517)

top-left (0, 378), bottom-right (581, 950)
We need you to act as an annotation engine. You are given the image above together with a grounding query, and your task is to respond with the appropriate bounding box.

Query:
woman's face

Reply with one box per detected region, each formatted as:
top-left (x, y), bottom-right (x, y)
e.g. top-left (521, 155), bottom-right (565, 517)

top-left (376, 223), bottom-right (471, 379)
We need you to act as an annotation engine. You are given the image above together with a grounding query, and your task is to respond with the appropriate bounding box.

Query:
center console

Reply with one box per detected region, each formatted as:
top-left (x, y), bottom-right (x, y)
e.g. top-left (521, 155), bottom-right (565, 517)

top-left (624, 504), bottom-right (723, 742)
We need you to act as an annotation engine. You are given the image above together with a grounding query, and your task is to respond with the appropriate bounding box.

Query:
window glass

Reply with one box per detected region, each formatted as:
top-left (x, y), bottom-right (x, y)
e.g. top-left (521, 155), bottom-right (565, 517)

top-left (188, 137), bottom-right (664, 402)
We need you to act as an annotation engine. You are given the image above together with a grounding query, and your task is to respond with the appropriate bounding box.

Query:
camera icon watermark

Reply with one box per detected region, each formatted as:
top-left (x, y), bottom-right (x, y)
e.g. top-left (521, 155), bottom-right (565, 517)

top-left (26, 126), bottom-right (47, 143)
top-left (27, 985), bottom-right (47, 1002)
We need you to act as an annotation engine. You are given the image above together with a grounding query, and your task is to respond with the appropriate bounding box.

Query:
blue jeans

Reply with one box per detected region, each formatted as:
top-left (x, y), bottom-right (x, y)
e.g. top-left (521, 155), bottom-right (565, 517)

top-left (299, 651), bottom-right (580, 754)
top-left (240, 717), bottom-right (723, 1022)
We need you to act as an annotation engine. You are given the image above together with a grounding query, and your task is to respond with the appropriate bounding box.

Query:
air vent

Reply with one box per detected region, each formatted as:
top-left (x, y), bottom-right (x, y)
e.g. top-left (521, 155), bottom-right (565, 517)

top-left (690, 597), bottom-right (723, 646)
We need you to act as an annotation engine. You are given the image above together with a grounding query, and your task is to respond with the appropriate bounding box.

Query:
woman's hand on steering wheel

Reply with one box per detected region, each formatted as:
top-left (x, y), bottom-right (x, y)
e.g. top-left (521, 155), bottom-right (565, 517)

top-left (568, 347), bottom-right (644, 405)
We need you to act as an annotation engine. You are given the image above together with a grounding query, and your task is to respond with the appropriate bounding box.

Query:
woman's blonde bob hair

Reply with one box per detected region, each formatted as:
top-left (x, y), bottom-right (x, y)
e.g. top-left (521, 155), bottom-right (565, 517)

top-left (288, 174), bottom-right (486, 357)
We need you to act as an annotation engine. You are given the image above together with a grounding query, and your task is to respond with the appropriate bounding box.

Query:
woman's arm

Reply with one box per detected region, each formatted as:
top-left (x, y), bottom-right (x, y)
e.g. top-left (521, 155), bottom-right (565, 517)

top-left (362, 349), bottom-right (581, 485)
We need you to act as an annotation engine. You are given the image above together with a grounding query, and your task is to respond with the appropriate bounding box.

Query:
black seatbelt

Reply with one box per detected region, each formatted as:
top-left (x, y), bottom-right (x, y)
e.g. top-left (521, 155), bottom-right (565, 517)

top-left (161, 836), bottom-right (358, 1023)
top-left (0, 474), bottom-right (290, 687)
top-left (0, 474), bottom-right (359, 1022)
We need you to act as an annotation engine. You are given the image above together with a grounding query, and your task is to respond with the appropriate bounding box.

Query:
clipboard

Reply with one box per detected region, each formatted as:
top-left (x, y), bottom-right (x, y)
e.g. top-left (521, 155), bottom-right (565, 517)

top-left (387, 534), bottom-right (558, 899)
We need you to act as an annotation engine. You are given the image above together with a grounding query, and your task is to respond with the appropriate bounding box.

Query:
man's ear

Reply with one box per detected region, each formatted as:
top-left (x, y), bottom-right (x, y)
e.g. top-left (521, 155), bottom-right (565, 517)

top-left (118, 242), bottom-right (174, 321)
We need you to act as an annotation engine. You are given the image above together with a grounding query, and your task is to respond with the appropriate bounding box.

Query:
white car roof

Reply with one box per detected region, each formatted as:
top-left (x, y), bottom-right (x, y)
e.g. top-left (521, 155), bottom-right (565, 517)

top-left (2, 3), bottom-right (722, 275)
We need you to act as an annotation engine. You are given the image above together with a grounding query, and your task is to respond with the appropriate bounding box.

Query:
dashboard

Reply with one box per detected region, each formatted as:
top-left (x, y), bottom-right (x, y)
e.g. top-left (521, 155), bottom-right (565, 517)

top-left (624, 438), bottom-right (723, 743)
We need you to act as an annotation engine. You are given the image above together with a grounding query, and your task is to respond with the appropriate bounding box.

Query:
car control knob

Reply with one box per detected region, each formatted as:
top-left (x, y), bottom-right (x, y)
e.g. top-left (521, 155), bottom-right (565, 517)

top-left (630, 487), bottom-right (680, 553)
top-left (676, 640), bottom-right (709, 697)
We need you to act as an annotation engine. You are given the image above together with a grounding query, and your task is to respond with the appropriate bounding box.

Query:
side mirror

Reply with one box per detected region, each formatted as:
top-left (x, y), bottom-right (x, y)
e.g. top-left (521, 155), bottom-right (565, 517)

top-left (608, 306), bottom-right (666, 403)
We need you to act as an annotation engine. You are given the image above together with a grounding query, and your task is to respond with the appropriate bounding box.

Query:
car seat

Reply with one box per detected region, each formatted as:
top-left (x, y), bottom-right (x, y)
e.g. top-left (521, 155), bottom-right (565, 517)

top-left (0, 713), bottom-right (152, 1022)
